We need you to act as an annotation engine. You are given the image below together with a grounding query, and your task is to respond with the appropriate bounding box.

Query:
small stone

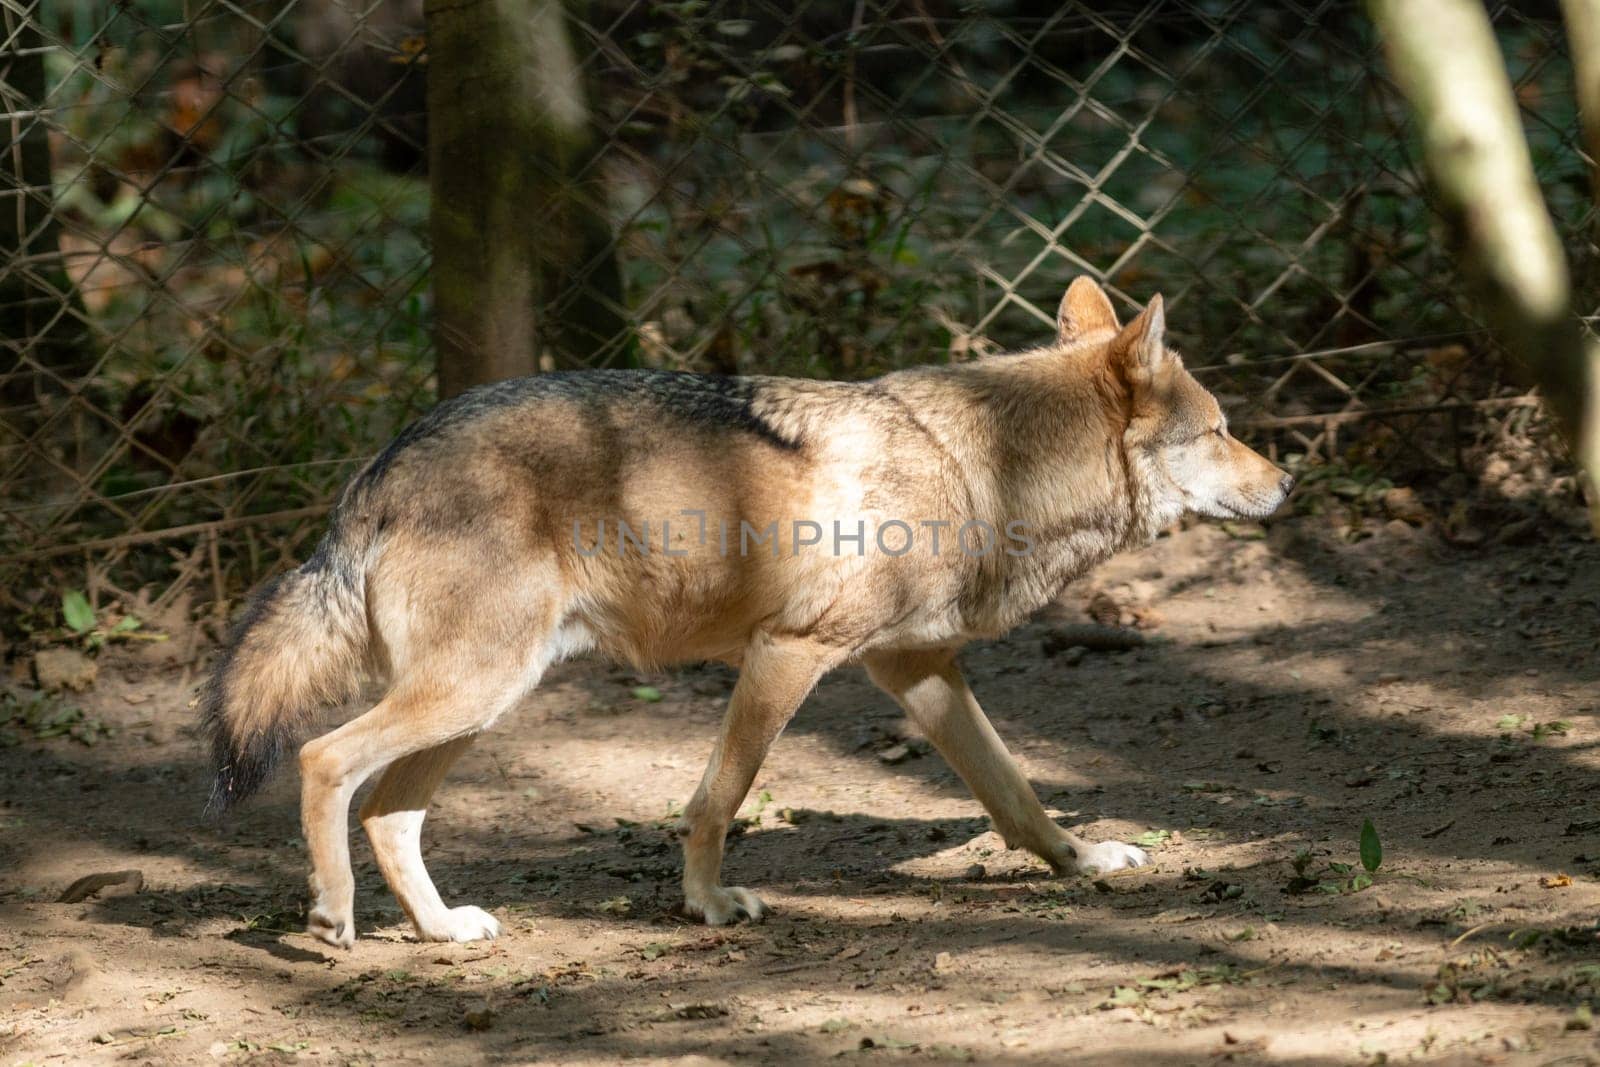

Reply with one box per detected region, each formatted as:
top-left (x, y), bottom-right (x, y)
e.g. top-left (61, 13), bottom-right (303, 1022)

top-left (1494, 515), bottom-right (1541, 546)
top-left (964, 864), bottom-right (986, 880)
top-left (1381, 487), bottom-right (1430, 525)
top-left (33, 648), bottom-right (98, 692)
top-left (877, 743), bottom-right (917, 765)
top-left (933, 951), bottom-right (954, 973)
top-left (462, 1003), bottom-right (497, 1031)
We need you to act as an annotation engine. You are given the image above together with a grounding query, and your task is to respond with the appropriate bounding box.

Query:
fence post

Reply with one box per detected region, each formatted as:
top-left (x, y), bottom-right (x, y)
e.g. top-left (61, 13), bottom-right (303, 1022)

top-left (425, 0), bottom-right (629, 399)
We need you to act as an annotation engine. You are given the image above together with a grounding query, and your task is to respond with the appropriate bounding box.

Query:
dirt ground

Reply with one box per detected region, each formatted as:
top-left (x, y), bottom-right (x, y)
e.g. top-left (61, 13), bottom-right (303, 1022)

top-left (3, 513), bottom-right (1599, 1066)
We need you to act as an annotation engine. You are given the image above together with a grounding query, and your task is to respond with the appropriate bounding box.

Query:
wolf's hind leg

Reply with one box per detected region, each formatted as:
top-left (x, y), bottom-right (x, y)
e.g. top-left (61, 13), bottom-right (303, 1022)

top-left (359, 735), bottom-right (497, 943)
top-left (298, 647), bottom-right (542, 948)
top-left (678, 635), bottom-right (838, 925)
top-left (864, 648), bottom-right (1149, 876)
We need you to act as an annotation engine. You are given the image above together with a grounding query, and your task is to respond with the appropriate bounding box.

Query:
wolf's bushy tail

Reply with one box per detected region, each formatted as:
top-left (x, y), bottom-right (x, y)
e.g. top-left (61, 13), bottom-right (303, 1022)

top-left (201, 523), bottom-right (372, 815)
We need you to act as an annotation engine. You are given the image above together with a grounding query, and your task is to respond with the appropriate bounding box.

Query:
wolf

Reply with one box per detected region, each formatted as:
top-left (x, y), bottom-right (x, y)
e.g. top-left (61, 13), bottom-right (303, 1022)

top-left (201, 278), bottom-right (1292, 946)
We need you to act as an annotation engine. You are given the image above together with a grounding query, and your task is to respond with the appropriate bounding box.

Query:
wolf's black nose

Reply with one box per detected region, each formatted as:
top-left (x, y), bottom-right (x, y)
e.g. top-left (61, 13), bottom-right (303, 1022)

top-left (1279, 473), bottom-right (1296, 495)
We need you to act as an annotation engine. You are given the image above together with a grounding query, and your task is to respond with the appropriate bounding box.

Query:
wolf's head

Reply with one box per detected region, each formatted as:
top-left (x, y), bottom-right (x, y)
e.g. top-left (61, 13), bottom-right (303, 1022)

top-left (1057, 277), bottom-right (1293, 531)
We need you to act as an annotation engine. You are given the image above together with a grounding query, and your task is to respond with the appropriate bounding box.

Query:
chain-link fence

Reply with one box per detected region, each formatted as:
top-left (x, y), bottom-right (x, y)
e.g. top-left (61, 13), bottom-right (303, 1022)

top-left (2, 0), bottom-right (1594, 626)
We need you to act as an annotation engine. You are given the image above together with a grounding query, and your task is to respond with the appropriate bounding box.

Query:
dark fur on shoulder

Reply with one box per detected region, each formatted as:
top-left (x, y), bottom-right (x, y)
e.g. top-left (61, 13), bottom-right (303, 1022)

top-left (351, 371), bottom-right (801, 500)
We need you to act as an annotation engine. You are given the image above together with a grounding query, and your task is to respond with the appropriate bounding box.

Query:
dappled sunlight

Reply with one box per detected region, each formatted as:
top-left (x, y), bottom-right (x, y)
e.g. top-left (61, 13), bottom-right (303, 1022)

top-left (4, 521), bottom-right (1598, 1064)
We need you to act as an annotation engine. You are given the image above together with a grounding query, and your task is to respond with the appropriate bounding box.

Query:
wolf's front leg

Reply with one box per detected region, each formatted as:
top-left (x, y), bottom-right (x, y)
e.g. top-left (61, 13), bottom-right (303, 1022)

top-left (864, 648), bottom-right (1149, 876)
top-left (678, 635), bottom-right (839, 924)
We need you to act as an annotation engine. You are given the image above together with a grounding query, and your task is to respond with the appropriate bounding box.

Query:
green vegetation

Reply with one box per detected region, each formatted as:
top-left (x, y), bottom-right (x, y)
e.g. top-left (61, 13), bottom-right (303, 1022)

top-left (5, 4), bottom-right (1587, 607)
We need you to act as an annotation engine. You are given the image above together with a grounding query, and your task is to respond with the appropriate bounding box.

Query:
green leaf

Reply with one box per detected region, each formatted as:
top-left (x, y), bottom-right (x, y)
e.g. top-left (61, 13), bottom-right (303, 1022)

top-left (1103, 985), bottom-right (1144, 1007)
top-left (631, 685), bottom-right (663, 703)
top-left (61, 590), bottom-right (95, 634)
top-left (1360, 818), bottom-right (1383, 873)
top-left (110, 616), bottom-right (142, 634)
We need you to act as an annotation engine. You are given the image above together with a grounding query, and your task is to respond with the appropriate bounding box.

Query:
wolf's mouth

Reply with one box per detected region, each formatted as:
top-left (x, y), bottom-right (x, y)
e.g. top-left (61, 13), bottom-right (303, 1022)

top-left (1214, 496), bottom-right (1280, 520)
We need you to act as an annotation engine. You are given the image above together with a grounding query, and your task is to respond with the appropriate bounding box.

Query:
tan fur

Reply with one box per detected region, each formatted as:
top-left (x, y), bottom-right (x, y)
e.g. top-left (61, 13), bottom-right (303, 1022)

top-left (204, 278), bottom-right (1292, 945)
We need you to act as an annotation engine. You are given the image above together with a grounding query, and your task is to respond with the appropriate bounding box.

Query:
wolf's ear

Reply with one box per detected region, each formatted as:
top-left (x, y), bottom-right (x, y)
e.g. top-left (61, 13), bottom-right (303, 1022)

top-left (1056, 276), bottom-right (1119, 342)
top-left (1111, 294), bottom-right (1169, 386)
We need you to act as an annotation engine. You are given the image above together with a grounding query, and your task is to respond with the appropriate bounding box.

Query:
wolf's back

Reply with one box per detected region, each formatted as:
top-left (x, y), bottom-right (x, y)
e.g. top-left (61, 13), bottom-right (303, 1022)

top-left (200, 521), bottom-right (372, 813)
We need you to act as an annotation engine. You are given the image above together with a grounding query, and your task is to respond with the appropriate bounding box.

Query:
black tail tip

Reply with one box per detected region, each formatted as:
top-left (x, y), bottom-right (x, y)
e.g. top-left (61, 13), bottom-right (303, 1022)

top-left (203, 728), bottom-right (287, 818)
top-left (203, 742), bottom-right (284, 819)
top-left (204, 766), bottom-right (248, 819)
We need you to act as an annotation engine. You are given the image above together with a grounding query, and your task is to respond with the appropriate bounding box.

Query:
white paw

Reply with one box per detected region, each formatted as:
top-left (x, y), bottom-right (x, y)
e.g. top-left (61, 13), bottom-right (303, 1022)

top-left (683, 885), bottom-right (768, 926)
top-left (1073, 840), bottom-right (1151, 875)
top-left (419, 905), bottom-right (501, 943)
top-left (307, 904), bottom-right (355, 949)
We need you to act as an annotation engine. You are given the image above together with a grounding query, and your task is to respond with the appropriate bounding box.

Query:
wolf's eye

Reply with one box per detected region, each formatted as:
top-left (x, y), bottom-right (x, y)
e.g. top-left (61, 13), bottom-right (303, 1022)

top-left (1212, 425), bottom-right (1226, 438)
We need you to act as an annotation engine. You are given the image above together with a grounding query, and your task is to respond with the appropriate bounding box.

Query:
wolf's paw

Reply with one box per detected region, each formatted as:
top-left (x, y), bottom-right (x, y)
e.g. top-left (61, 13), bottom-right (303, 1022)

top-left (1073, 840), bottom-right (1151, 875)
top-left (683, 885), bottom-right (768, 926)
top-left (418, 905), bottom-right (501, 943)
top-left (307, 905), bottom-right (355, 949)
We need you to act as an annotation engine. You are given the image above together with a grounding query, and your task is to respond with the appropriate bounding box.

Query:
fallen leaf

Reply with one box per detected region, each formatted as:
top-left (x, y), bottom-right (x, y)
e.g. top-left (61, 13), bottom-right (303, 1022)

top-left (57, 869), bottom-right (143, 903)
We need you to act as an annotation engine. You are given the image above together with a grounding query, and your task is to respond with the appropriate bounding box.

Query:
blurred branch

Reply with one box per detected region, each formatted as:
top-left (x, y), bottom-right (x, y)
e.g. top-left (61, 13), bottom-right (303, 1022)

top-left (1369, 0), bottom-right (1600, 529)
top-left (1562, 0), bottom-right (1600, 193)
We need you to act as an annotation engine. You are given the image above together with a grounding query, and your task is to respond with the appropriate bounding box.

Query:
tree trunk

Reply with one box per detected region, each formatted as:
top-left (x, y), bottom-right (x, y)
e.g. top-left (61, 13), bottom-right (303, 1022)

top-left (426, 0), bottom-right (630, 399)
top-left (1368, 0), bottom-right (1600, 530)
top-left (0, 9), bottom-right (91, 427)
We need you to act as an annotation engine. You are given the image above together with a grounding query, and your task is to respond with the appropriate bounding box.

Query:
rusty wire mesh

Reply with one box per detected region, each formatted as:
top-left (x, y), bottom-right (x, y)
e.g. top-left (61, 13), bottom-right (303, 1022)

top-left (1, 0), bottom-right (1594, 625)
